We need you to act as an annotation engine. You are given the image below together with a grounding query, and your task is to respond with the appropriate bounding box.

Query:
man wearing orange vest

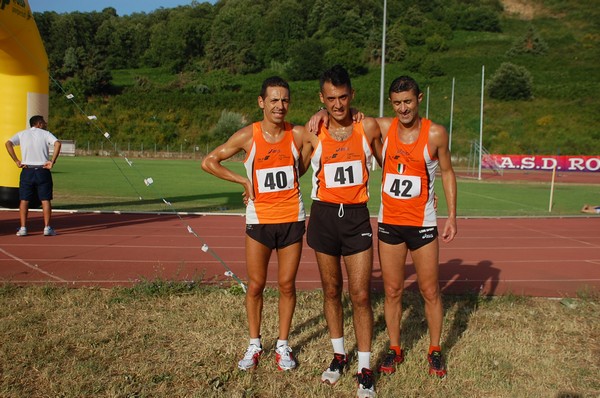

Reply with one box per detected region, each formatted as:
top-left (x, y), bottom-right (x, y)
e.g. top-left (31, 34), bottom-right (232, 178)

top-left (301, 65), bottom-right (382, 398)
top-left (202, 76), bottom-right (306, 372)
top-left (375, 75), bottom-right (457, 378)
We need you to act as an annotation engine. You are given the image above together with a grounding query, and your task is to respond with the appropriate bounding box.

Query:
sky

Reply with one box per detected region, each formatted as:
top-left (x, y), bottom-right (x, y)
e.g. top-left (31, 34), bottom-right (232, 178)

top-left (27, 0), bottom-right (216, 15)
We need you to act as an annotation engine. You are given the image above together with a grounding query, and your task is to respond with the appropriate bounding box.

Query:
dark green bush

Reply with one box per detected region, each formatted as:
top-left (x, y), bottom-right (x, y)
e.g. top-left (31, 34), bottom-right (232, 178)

top-left (286, 39), bottom-right (326, 81)
top-left (420, 57), bottom-right (445, 78)
top-left (425, 34), bottom-right (449, 52)
top-left (324, 41), bottom-right (369, 76)
top-left (506, 25), bottom-right (549, 56)
top-left (487, 62), bottom-right (533, 101)
top-left (446, 5), bottom-right (502, 32)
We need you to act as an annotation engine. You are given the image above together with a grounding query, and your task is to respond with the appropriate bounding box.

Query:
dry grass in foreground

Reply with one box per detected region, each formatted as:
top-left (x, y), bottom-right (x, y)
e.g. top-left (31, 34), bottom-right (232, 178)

top-left (0, 282), bottom-right (598, 398)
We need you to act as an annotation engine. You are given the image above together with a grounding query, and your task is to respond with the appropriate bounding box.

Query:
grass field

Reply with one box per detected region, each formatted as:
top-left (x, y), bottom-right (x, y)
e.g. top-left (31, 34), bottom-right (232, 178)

top-left (3, 156), bottom-right (599, 397)
top-left (50, 156), bottom-right (599, 216)
top-left (1, 283), bottom-right (598, 398)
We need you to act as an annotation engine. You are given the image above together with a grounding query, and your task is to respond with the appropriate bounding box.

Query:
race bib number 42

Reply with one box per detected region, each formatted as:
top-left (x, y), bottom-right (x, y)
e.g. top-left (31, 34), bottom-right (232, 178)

top-left (256, 166), bottom-right (294, 193)
top-left (324, 160), bottom-right (363, 188)
top-left (383, 174), bottom-right (421, 199)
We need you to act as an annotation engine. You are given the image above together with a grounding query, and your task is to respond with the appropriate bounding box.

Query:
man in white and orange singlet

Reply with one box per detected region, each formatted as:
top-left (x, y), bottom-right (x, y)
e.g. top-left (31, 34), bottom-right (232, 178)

top-left (301, 65), bottom-right (382, 398)
top-left (375, 76), bottom-right (457, 378)
top-left (202, 76), bottom-right (306, 372)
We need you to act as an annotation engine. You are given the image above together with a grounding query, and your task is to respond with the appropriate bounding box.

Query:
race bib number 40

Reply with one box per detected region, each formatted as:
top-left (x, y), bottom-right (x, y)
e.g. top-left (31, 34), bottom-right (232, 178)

top-left (256, 165), bottom-right (294, 193)
top-left (324, 160), bottom-right (363, 188)
top-left (383, 174), bottom-right (421, 199)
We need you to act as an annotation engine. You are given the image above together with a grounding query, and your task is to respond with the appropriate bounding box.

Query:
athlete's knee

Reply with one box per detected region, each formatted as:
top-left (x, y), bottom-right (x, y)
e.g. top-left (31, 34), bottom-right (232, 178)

top-left (247, 280), bottom-right (266, 298)
top-left (384, 284), bottom-right (403, 301)
top-left (419, 283), bottom-right (441, 303)
top-left (278, 280), bottom-right (296, 298)
top-left (322, 282), bottom-right (343, 301)
top-left (349, 287), bottom-right (371, 309)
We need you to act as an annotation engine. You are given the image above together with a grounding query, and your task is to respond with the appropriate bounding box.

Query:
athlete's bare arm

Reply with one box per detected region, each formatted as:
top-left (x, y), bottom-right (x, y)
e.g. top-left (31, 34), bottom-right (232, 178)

top-left (307, 108), bottom-right (366, 133)
top-left (300, 124), bottom-right (318, 176)
top-left (201, 125), bottom-right (254, 201)
top-left (291, 124), bottom-right (312, 177)
top-left (362, 117), bottom-right (383, 167)
top-left (429, 122), bottom-right (457, 243)
top-left (374, 116), bottom-right (394, 142)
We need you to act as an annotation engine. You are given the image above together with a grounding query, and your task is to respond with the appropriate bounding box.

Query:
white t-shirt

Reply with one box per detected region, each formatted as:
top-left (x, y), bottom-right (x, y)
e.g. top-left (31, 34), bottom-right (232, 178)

top-left (8, 127), bottom-right (59, 165)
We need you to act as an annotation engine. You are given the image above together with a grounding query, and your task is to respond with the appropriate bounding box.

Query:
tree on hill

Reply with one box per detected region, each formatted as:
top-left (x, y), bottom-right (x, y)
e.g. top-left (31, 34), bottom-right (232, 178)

top-left (506, 25), bottom-right (549, 57)
top-left (487, 62), bottom-right (533, 101)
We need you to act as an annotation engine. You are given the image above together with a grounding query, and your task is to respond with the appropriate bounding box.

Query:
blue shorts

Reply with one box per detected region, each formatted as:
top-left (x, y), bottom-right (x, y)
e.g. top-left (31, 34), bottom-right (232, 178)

top-left (19, 167), bottom-right (53, 201)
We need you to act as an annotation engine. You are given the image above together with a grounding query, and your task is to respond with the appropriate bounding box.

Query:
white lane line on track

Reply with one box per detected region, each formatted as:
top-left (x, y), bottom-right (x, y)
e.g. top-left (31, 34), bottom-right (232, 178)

top-left (0, 247), bottom-right (67, 282)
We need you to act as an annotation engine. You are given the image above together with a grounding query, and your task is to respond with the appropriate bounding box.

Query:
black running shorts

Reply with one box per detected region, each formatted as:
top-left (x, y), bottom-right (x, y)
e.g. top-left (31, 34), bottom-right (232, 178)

top-left (307, 201), bottom-right (373, 257)
top-left (245, 221), bottom-right (305, 250)
top-left (377, 223), bottom-right (438, 251)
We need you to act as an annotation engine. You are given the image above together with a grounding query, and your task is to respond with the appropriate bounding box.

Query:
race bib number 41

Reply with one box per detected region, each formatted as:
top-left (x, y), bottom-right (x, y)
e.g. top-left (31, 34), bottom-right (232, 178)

top-left (256, 165), bottom-right (294, 193)
top-left (383, 174), bottom-right (421, 199)
top-left (324, 160), bottom-right (363, 188)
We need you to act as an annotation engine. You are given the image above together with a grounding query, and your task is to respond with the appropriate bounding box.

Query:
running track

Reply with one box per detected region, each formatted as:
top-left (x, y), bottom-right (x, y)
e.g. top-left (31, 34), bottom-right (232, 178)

top-left (1, 210), bottom-right (599, 298)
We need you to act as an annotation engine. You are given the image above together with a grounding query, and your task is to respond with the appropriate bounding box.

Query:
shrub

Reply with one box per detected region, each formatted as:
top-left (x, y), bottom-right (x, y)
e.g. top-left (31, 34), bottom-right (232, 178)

top-left (446, 5), bottom-right (501, 32)
top-left (403, 51), bottom-right (424, 74)
top-left (425, 34), bottom-right (449, 52)
top-left (420, 57), bottom-right (445, 78)
top-left (487, 62), bottom-right (533, 101)
top-left (385, 22), bottom-right (409, 63)
top-left (324, 41), bottom-right (368, 76)
top-left (506, 25), bottom-right (549, 56)
top-left (210, 110), bottom-right (246, 144)
top-left (286, 39), bottom-right (325, 81)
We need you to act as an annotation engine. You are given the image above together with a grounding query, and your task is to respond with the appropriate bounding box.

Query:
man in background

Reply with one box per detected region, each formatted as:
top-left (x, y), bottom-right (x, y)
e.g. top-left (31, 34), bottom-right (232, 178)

top-left (5, 115), bottom-right (61, 236)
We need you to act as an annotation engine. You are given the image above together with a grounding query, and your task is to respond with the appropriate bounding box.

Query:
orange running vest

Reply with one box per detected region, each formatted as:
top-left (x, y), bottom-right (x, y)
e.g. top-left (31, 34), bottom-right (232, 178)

top-left (310, 122), bottom-right (373, 204)
top-left (244, 122), bottom-right (305, 224)
top-left (378, 118), bottom-right (438, 227)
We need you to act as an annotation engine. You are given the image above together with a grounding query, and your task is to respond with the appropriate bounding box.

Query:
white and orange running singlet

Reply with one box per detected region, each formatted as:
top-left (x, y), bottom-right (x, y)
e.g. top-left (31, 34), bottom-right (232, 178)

top-left (244, 122), bottom-right (305, 224)
top-left (378, 118), bottom-right (438, 227)
top-left (310, 121), bottom-right (373, 205)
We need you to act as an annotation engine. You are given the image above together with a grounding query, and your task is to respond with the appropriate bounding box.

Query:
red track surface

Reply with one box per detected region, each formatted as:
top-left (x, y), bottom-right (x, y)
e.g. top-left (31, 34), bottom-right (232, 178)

top-left (1, 209), bottom-right (598, 297)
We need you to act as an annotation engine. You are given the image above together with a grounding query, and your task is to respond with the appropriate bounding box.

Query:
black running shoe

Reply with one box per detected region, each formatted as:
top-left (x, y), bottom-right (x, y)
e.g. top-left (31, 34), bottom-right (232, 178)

top-left (378, 348), bottom-right (404, 374)
top-left (428, 350), bottom-right (447, 378)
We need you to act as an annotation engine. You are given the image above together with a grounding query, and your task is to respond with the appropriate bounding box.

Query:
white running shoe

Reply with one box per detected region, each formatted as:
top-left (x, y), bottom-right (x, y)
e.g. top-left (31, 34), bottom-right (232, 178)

top-left (321, 353), bottom-right (348, 385)
top-left (238, 344), bottom-right (262, 371)
top-left (275, 344), bottom-right (297, 371)
top-left (44, 226), bottom-right (57, 236)
top-left (356, 367), bottom-right (376, 398)
top-left (16, 227), bottom-right (27, 237)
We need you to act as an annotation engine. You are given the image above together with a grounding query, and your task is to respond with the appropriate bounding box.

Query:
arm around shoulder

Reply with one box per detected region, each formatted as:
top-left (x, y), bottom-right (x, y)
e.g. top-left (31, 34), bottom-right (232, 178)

top-left (299, 124), bottom-right (318, 176)
top-left (362, 117), bottom-right (383, 166)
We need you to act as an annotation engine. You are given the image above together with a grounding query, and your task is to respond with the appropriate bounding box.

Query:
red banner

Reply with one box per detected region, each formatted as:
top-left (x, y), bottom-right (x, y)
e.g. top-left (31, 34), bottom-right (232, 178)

top-left (483, 155), bottom-right (600, 172)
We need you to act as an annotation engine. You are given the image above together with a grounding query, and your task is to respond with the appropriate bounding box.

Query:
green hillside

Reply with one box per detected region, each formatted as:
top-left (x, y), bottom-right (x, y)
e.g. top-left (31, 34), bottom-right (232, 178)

top-left (39, 0), bottom-right (599, 159)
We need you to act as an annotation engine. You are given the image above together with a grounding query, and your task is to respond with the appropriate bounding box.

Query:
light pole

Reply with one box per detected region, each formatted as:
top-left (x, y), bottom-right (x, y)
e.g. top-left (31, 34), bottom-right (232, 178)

top-left (378, 0), bottom-right (387, 118)
top-left (375, 0), bottom-right (387, 171)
